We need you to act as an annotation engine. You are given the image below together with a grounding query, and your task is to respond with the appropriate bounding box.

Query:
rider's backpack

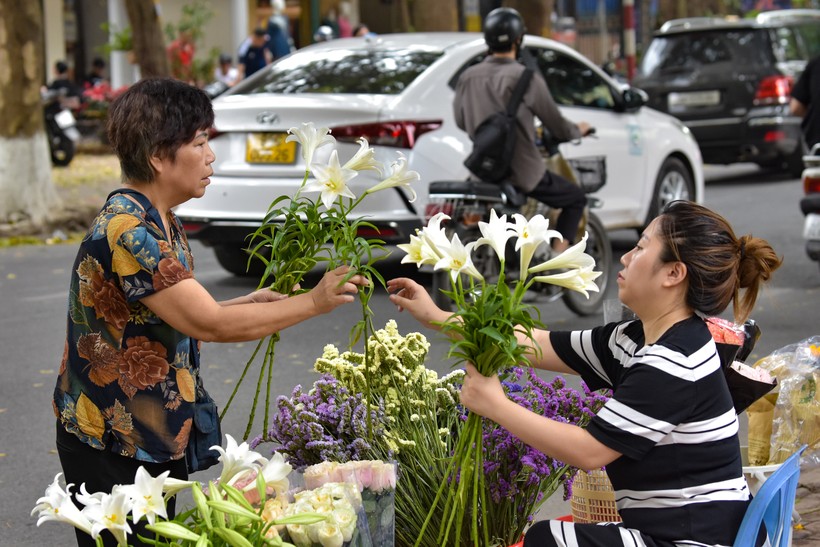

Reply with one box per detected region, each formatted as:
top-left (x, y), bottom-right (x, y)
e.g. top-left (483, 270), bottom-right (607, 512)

top-left (463, 68), bottom-right (534, 183)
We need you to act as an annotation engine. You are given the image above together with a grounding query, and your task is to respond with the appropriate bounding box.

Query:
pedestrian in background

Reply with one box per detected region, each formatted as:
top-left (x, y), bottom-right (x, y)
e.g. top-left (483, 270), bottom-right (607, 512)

top-left (266, 0), bottom-right (293, 60)
top-left (238, 28), bottom-right (273, 79)
top-left (46, 60), bottom-right (82, 110)
top-left (791, 53), bottom-right (820, 150)
top-left (82, 57), bottom-right (108, 89)
top-left (166, 27), bottom-right (196, 84)
top-left (52, 77), bottom-right (368, 546)
top-left (214, 53), bottom-right (240, 87)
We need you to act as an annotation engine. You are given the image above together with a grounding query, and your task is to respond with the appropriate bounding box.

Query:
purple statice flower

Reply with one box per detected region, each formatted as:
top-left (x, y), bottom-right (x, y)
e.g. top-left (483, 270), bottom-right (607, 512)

top-left (474, 367), bottom-right (610, 508)
top-left (260, 374), bottom-right (387, 469)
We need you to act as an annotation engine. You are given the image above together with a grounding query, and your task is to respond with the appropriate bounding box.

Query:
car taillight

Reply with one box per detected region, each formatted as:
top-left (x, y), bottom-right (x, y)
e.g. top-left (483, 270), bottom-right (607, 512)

top-left (207, 126), bottom-right (224, 140)
top-left (181, 221), bottom-right (205, 235)
top-left (805, 173), bottom-right (820, 194)
top-left (331, 120), bottom-right (442, 149)
top-left (753, 75), bottom-right (793, 106)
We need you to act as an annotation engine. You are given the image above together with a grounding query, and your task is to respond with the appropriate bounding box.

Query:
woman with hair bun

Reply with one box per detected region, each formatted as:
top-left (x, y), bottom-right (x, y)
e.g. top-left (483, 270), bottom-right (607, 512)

top-left (387, 200), bottom-right (781, 546)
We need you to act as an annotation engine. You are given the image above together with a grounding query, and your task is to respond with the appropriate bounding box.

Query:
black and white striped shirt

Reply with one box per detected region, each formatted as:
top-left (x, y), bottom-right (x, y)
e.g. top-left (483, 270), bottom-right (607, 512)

top-left (551, 316), bottom-right (752, 546)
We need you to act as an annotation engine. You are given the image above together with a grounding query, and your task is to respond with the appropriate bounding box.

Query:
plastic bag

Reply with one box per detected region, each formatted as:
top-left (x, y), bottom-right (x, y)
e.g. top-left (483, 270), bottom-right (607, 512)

top-left (705, 317), bottom-right (776, 413)
top-left (753, 335), bottom-right (820, 468)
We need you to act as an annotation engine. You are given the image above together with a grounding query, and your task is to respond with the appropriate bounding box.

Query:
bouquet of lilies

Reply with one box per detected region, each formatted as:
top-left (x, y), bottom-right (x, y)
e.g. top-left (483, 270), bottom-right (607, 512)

top-left (222, 122), bottom-right (420, 442)
top-left (398, 209), bottom-right (602, 546)
top-left (31, 435), bottom-right (331, 546)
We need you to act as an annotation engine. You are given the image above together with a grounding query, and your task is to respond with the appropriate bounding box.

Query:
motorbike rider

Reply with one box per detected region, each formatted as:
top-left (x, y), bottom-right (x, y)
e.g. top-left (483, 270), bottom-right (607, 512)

top-left (454, 7), bottom-right (591, 253)
top-left (790, 53), bottom-right (820, 150)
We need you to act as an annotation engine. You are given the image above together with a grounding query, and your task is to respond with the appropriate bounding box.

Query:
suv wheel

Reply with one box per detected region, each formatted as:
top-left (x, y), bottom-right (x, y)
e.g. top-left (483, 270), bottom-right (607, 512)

top-left (645, 157), bottom-right (693, 228)
top-left (786, 141), bottom-right (807, 178)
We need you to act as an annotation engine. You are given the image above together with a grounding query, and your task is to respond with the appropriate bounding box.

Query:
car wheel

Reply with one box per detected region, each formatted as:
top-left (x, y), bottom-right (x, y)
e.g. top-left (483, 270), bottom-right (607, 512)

top-left (213, 244), bottom-right (267, 278)
top-left (645, 157), bottom-right (693, 227)
top-left (785, 142), bottom-right (806, 178)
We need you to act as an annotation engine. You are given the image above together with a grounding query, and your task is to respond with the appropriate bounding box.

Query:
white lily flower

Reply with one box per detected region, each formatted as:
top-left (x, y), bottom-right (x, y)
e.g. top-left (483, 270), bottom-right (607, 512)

top-left (420, 212), bottom-right (451, 255)
top-left (161, 477), bottom-right (196, 497)
top-left (532, 265), bottom-right (602, 297)
top-left (120, 467), bottom-right (169, 525)
top-left (511, 213), bottom-right (561, 275)
top-left (31, 473), bottom-right (94, 535)
top-left (76, 483), bottom-right (105, 507)
top-left (213, 434), bottom-right (264, 484)
top-left (365, 152), bottom-right (420, 202)
top-left (243, 452), bottom-right (292, 494)
top-left (305, 150), bottom-right (358, 209)
top-left (397, 234), bottom-right (427, 265)
top-left (528, 232), bottom-right (595, 274)
top-left (85, 489), bottom-right (132, 547)
top-left (342, 137), bottom-right (382, 174)
top-left (434, 233), bottom-right (483, 281)
top-left (474, 209), bottom-right (512, 260)
top-left (286, 122), bottom-right (336, 165)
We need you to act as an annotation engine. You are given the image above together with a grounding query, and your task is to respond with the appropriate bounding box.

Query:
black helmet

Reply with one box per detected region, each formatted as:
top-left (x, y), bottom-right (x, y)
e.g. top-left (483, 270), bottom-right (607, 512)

top-left (483, 8), bottom-right (526, 53)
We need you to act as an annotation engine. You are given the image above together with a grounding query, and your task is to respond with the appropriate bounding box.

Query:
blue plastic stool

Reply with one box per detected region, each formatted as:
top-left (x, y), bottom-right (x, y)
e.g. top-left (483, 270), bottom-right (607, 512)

top-left (733, 445), bottom-right (807, 547)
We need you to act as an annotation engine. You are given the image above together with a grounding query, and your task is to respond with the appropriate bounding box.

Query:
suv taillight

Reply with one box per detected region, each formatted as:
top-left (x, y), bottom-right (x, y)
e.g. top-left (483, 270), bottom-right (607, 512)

top-left (207, 126), bottom-right (224, 141)
top-left (331, 120), bottom-right (442, 149)
top-left (805, 172), bottom-right (820, 194)
top-left (753, 75), bottom-right (793, 106)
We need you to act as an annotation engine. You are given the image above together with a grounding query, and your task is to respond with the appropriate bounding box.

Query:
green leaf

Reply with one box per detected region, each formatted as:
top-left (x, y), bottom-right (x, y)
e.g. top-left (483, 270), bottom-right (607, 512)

top-left (146, 521), bottom-right (203, 542)
top-left (214, 527), bottom-right (255, 547)
top-left (220, 483), bottom-right (256, 512)
top-left (271, 513), bottom-right (328, 525)
top-left (208, 500), bottom-right (262, 521)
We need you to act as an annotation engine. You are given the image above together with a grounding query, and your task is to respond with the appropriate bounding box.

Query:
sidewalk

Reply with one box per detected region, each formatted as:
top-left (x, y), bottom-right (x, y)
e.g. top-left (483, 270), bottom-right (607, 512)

top-left (794, 466), bottom-right (820, 546)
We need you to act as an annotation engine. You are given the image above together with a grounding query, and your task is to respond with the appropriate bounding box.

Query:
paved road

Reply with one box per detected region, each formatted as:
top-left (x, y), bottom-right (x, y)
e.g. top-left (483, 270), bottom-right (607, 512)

top-left (2, 163), bottom-right (817, 545)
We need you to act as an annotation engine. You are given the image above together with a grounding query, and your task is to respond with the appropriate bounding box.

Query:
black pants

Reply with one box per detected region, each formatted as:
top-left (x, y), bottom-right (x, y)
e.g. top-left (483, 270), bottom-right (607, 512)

top-left (56, 422), bottom-right (188, 547)
top-left (523, 519), bottom-right (663, 547)
top-left (526, 170), bottom-right (587, 244)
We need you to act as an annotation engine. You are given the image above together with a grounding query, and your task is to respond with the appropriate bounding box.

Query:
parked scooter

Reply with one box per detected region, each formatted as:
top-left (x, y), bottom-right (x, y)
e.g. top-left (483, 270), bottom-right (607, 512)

top-left (425, 132), bottom-right (612, 316)
top-left (800, 143), bottom-right (820, 273)
top-left (42, 89), bottom-right (80, 167)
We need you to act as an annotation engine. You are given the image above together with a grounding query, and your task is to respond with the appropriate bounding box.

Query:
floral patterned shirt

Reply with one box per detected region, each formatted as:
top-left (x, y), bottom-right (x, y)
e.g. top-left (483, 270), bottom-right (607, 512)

top-left (54, 190), bottom-right (200, 464)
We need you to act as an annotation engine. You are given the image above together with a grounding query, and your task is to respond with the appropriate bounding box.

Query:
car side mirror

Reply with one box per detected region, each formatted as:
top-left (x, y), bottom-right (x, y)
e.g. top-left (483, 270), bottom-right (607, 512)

top-left (621, 87), bottom-right (648, 112)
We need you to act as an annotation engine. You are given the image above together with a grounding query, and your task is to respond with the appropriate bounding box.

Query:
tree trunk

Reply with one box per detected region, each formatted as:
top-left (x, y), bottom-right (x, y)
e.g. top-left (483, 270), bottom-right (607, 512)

top-left (393, 0), bottom-right (412, 33)
top-left (411, 0), bottom-right (458, 31)
top-left (124, 0), bottom-right (169, 78)
top-left (0, 0), bottom-right (58, 226)
top-left (506, 0), bottom-right (552, 37)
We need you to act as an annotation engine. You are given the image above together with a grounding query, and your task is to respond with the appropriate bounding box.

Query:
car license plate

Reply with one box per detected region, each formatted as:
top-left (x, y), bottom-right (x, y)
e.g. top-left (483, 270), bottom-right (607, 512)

top-left (804, 213), bottom-right (820, 240)
top-left (246, 133), bottom-right (297, 164)
top-left (668, 90), bottom-right (721, 111)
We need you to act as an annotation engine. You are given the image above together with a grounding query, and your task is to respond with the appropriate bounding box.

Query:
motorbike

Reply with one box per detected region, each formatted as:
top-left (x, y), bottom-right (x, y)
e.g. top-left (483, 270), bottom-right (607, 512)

top-left (425, 133), bottom-right (613, 316)
top-left (800, 142), bottom-right (820, 273)
top-left (42, 89), bottom-right (80, 167)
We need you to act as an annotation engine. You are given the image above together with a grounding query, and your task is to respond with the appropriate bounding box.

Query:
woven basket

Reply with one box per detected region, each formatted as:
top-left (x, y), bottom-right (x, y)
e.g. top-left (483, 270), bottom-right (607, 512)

top-left (570, 469), bottom-right (622, 524)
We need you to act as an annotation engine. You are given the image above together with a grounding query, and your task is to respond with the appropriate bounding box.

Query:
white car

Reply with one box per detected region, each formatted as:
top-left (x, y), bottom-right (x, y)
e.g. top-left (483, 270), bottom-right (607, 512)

top-left (176, 32), bottom-right (704, 276)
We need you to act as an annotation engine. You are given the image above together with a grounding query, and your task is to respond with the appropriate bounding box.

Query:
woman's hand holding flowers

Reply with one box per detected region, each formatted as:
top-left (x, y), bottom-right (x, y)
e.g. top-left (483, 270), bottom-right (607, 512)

top-left (460, 363), bottom-right (509, 420)
top-left (311, 265), bottom-right (369, 314)
top-left (245, 287), bottom-right (293, 304)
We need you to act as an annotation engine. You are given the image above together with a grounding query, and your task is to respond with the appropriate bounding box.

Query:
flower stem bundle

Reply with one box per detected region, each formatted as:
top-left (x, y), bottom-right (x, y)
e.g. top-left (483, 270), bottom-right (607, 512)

top-left (221, 123), bottom-right (420, 442)
top-left (398, 210), bottom-right (602, 545)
